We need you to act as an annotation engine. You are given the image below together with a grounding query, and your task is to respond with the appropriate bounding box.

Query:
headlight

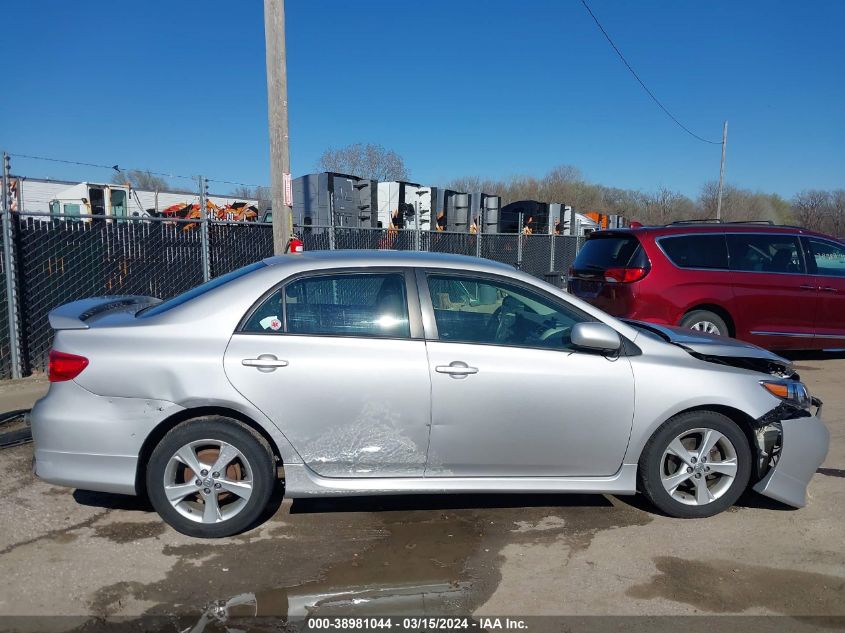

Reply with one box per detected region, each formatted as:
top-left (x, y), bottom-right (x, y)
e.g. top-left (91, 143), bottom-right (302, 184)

top-left (761, 380), bottom-right (812, 410)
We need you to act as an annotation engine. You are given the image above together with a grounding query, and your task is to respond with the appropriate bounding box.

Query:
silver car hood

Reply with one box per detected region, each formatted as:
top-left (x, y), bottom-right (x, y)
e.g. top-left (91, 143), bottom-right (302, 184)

top-left (626, 320), bottom-right (794, 376)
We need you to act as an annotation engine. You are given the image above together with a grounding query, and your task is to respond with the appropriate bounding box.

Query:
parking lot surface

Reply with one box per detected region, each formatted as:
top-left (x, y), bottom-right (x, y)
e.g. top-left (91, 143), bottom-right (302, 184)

top-left (0, 356), bottom-right (843, 628)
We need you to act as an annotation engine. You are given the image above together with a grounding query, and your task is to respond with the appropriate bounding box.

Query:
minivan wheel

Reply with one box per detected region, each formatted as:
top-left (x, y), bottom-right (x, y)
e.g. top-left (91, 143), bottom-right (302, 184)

top-left (680, 310), bottom-right (729, 337)
top-left (639, 410), bottom-right (751, 518)
top-left (146, 416), bottom-right (275, 538)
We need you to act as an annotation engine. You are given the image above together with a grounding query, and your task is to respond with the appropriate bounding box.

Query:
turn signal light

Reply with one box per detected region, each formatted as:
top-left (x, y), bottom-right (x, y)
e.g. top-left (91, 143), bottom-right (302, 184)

top-left (761, 382), bottom-right (790, 399)
top-left (604, 267), bottom-right (648, 283)
top-left (48, 350), bottom-right (89, 382)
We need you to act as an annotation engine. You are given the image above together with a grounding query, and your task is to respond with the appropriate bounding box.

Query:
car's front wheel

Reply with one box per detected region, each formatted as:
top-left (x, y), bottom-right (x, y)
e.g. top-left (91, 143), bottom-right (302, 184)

top-left (146, 416), bottom-right (276, 538)
top-left (639, 410), bottom-right (751, 518)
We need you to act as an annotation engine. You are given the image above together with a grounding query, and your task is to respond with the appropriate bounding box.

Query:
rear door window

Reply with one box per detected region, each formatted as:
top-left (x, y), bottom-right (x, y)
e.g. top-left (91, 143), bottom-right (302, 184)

top-left (659, 234), bottom-right (728, 269)
top-left (572, 235), bottom-right (643, 273)
top-left (243, 272), bottom-right (411, 338)
top-left (727, 234), bottom-right (805, 274)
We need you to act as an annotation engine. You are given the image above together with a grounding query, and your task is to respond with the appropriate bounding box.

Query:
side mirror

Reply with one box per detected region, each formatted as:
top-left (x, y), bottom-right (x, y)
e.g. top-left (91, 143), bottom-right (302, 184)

top-left (571, 322), bottom-right (622, 353)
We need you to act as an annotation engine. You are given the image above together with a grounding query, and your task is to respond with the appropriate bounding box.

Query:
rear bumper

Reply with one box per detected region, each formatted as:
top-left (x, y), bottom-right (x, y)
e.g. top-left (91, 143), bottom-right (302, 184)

top-left (33, 450), bottom-right (138, 495)
top-left (753, 408), bottom-right (829, 508)
top-left (30, 380), bottom-right (182, 496)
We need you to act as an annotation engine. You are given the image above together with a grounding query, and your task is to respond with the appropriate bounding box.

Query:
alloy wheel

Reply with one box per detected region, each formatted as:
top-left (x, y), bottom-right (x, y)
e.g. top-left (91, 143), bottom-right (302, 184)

top-left (660, 427), bottom-right (738, 506)
top-left (689, 320), bottom-right (722, 335)
top-left (163, 439), bottom-right (254, 524)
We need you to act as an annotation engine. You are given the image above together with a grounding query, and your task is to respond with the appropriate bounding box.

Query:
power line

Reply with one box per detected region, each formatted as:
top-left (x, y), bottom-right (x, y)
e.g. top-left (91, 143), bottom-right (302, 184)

top-left (579, 0), bottom-right (721, 145)
top-left (8, 152), bottom-right (267, 188)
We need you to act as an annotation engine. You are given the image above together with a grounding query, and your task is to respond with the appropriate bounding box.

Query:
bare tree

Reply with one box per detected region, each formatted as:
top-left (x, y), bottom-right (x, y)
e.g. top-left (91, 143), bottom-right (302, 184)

top-left (317, 143), bottom-right (409, 181)
top-left (792, 190), bottom-right (830, 231)
top-left (111, 169), bottom-right (169, 191)
top-left (231, 185), bottom-right (271, 211)
top-left (828, 190), bottom-right (845, 238)
top-left (639, 187), bottom-right (695, 225)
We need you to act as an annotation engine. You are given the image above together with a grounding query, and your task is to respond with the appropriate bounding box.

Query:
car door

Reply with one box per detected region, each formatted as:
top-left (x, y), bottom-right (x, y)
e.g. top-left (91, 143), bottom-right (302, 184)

top-left (224, 268), bottom-right (432, 478)
top-left (803, 236), bottom-right (845, 348)
top-left (419, 270), bottom-right (635, 478)
top-left (726, 233), bottom-right (817, 349)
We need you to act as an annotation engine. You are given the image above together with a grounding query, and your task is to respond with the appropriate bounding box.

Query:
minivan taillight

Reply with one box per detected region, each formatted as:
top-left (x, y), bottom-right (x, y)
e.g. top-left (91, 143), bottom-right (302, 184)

top-left (604, 267), bottom-right (649, 283)
top-left (48, 350), bottom-right (89, 382)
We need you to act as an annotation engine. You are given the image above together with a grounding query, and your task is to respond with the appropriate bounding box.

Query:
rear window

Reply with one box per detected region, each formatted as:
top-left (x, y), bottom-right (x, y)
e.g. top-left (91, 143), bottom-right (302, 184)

top-left (573, 235), bottom-right (643, 271)
top-left (659, 235), bottom-right (729, 269)
top-left (140, 261), bottom-right (266, 318)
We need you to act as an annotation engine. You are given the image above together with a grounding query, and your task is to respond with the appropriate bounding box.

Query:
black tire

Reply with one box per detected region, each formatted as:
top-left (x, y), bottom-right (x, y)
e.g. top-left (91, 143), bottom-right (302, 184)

top-left (679, 310), bottom-right (729, 337)
top-left (638, 410), bottom-right (751, 518)
top-left (146, 416), bottom-right (275, 538)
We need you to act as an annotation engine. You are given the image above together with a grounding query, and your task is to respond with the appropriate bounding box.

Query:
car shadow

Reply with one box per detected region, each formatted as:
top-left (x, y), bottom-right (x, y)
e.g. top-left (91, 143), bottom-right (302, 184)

top-left (734, 488), bottom-right (797, 511)
top-left (290, 492), bottom-right (614, 514)
top-left (72, 489), bottom-right (155, 512)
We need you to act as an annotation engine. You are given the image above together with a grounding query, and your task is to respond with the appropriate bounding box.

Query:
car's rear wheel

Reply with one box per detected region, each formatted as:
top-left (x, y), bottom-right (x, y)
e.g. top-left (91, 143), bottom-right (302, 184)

top-left (146, 416), bottom-right (275, 538)
top-left (680, 310), bottom-right (729, 337)
top-left (639, 410), bottom-right (751, 518)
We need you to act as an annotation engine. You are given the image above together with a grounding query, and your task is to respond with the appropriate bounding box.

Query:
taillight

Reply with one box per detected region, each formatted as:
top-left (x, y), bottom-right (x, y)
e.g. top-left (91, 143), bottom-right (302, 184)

top-left (604, 267), bottom-right (649, 283)
top-left (48, 350), bottom-right (89, 382)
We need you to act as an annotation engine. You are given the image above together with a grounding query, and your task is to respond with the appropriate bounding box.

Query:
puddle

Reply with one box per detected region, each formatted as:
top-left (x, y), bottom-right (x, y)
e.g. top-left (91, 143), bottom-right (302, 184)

top-left (201, 509), bottom-right (485, 621)
top-left (87, 493), bottom-right (654, 629)
top-left (94, 521), bottom-right (167, 543)
top-left (628, 556), bottom-right (845, 616)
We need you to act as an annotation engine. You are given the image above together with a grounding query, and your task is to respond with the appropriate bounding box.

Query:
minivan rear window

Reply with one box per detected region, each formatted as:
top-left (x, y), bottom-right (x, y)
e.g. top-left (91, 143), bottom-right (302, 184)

top-left (659, 235), bottom-right (729, 269)
top-left (572, 235), bottom-right (643, 271)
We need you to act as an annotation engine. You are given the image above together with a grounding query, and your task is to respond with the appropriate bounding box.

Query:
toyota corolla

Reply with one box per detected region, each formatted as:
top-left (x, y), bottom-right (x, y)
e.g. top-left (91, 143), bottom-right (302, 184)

top-left (32, 251), bottom-right (829, 537)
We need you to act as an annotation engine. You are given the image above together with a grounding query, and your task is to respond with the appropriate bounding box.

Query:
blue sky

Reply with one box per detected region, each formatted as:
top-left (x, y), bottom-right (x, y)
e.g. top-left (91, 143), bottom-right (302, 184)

top-left (3, 0), bottom-right (843, 198)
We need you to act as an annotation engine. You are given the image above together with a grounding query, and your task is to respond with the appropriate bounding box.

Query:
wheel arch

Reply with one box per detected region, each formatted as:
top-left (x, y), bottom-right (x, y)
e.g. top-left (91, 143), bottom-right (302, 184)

top-left (636, 403), bottom-right (760, 479)
top-left (681, 304), bottom-right (736, 337)
top-left (135, 406), bottom-right (285, 497)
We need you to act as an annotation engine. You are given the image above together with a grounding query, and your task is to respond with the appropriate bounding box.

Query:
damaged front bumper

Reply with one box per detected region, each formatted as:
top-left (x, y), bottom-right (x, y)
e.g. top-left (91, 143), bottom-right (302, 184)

top-left (753, 397), bottom-right (829, 508)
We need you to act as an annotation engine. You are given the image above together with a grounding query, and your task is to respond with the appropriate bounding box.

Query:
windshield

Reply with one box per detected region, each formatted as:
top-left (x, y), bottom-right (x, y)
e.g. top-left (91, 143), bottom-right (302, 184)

top-left (138, 261), bottom-right (266, 318)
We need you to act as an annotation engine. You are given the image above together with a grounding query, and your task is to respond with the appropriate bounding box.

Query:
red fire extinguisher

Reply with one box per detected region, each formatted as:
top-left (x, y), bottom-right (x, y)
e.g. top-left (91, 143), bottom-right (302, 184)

top-left (287, 236), bottom-right (304, 254)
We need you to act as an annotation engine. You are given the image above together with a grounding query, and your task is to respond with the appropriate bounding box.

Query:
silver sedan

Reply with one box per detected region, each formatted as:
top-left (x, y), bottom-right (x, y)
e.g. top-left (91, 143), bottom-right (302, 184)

top-left (32, 251), bottom-right (829, 537)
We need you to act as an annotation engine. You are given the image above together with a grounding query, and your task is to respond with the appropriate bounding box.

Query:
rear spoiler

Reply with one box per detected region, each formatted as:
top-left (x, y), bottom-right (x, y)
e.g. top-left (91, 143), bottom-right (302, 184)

top-left (48, 296), bottom-right (161, 330)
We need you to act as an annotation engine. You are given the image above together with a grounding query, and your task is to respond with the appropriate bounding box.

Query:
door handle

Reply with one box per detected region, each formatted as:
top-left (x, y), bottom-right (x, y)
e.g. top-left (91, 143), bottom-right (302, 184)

top-left (435, 361), bottom-right (479, 377)
top-left (799, 284), bottom-right (815, 291)
top-left (242, 355), bottom-right (289, 372)
top-left (821, 286), bottom-right (837, 293)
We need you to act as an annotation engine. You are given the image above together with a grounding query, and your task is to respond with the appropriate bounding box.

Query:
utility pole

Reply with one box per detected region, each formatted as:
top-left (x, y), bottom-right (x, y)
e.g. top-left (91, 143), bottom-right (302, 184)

top-left (264, 0), bottom-right (292, 255)
top-left (715, 120), bottom-right (728, 220)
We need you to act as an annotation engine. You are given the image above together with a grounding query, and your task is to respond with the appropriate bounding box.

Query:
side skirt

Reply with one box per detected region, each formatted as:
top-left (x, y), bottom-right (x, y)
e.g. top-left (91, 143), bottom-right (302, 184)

top-left (283, 463), bottom-right (639, 498)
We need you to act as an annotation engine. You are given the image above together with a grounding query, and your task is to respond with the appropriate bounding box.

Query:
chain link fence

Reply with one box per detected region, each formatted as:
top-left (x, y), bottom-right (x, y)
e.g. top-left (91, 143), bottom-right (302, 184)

top-left (0, 213), bottom-right (584, 378)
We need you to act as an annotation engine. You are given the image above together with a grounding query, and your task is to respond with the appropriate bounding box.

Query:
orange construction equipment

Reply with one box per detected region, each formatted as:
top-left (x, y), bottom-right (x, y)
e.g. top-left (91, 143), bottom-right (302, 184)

top-left (161, 200), bottom-right (260, 230)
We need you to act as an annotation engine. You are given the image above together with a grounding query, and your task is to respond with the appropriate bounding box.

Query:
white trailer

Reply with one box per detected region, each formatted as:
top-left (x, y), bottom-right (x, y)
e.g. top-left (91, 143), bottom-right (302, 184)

top-left (377, 181), bottom-right (432, 230)
top-left (13, 177), bottom-right (257, 220)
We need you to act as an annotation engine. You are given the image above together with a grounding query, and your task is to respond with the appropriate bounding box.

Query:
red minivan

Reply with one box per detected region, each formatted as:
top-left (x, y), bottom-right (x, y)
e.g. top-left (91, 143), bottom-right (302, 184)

top-left (568, 222), bottom-right (845, 350)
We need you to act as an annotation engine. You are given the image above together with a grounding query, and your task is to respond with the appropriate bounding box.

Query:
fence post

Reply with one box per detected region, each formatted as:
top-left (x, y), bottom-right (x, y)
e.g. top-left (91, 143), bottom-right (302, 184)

top-left (1, 152), bottom-right (22, 379)
top-left (416, 221), bottom-right (422, 252)
top-left (516, 212), bottom-right (524, 269)
top-left (198, 176), bottom-right (211, 281)
top-left (549, 234), bottom-right (556, 271)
